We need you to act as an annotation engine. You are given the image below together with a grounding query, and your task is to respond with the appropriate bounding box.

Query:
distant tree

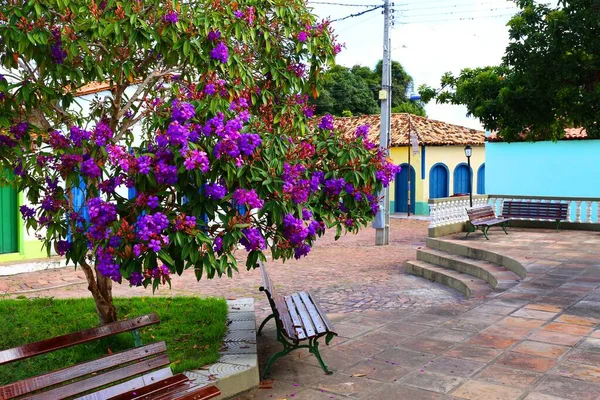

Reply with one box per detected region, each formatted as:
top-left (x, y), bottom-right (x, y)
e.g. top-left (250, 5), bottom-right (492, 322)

top-left (419, 0), bottom-right (600, 141)
top-left (314, 61), bottom-right (426, 117)
top-left (313, 65), bottom-right (379, 116)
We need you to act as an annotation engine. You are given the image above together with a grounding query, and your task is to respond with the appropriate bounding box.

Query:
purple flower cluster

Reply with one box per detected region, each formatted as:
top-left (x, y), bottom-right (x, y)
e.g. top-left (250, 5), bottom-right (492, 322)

top-left (136, 155), bottom-right (151, 174)
top-left (173, 215), bottom-right (196, 231)
top-left (355, 124), bottom-right (369, 140)
top-left (87, 198), bottom-right (118, 241)
top-left (297, 31), bottom-right (308, 42)
top-left (50, 28), bottom-right (67, 64)
top-left (96, 246), bottom-right (121, 281)
top-left (70, 126), bottom-right (92, 146)
top-left (366, 193), bottom-right (379, 215)
top-left (318, 114), bottom-right (334, 131)
top-left (375, 161), bottom-right (401, 188)
top-left (136, 212), bottom-right (170, 241)
top-left (213, 236), bottom-right (223, 252)
top-left (81, 157), bottom-right (102, 179)
top-left (205, 182), bottom-right (227, 199)
top-left (163, 10), bottom-right (179, 23)
top-left (184, 149), bottom-right (209, 172)
top-left (171, 100), bottom-right (195, 122)
top-left (240, 227), bottom-right (265, 251)
top-left (208, 29), bottom-right (221, 41)
top-left (239, 134), bottom-right (262, 156)
top-left (282, 214), bottom-right (323, 259)
top-left (210, 42), bottom-right (229, 63)
top-left (153, 149), bottom-right (178, 185)
top-left (232, 188), bottom-right (263, 209)
top-left (147, 195), bottom-right (159, 209)
top-left (324, 177), bottom-right (346, 196)
top-left (49, 130), bottom-right (70, 149)
top-left (10, 122), bottom-right (28, 140)
top-left (56, 240), bottom-right (72, 256)
top-left (129, 271), bottom-right (143, 286)
top-left (282, 163), bottom-right (311, 204)
top-left (93, 120), bottom-right (113, 146)
top-left (20, 205), bottom-right (35, 220)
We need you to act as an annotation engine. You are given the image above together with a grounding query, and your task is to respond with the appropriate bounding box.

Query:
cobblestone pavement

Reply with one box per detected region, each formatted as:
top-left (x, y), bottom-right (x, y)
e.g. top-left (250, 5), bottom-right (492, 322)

top-left (240, 229), bottom-right (600, 400)
top-left (0, 219), bottom-right (463, 319)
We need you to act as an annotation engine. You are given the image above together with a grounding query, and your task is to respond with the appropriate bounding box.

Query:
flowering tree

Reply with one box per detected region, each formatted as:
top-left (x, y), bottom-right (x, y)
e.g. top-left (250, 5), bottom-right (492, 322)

top-left (0, 0), bottom-right (399, 324)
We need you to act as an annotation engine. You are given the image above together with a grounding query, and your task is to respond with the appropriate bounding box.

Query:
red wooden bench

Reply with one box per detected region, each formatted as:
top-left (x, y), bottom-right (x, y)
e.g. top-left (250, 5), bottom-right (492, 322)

top-left (0, 313), bottom-right (220, 400)
top-left (257, 262), bottom-right (337, 379)
top-left (466, 205), bottom-right (510, 240)
top-left (502, 200), bottom-right (568, 230)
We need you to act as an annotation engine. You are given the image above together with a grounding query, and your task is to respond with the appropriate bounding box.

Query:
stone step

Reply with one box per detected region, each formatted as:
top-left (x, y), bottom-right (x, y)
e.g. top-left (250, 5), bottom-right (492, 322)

top-left (425, 237), bottom-right (527, 279)
top-left (405, 260), bottom-right (493, 298)
top-left (417, 248), bottom-right (522, 290)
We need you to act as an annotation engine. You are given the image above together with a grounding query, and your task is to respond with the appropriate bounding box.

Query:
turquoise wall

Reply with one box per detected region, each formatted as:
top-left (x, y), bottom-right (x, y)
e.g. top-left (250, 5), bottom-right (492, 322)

top-left (486, 140), bottom-right (600, 197)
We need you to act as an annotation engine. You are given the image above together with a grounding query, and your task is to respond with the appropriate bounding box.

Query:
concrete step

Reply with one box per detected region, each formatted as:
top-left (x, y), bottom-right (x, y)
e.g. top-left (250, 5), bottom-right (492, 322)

top-left (425, 237), bottom-right (527, 279)
top-left (416, 248), bottom-right (521, 290)
top-left (405, 260), bottom-right (493, 298)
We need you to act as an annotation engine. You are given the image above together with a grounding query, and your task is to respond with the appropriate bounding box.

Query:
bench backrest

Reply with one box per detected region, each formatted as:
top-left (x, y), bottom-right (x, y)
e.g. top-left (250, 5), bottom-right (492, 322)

top-left (502, 201), bottom-right (568, 220)
top-left (0, 314), bottom-right (169, 399)
top-left (466, 205), bottom-right (496, 222)
top-left (258, 262), bottom-right (302, 340)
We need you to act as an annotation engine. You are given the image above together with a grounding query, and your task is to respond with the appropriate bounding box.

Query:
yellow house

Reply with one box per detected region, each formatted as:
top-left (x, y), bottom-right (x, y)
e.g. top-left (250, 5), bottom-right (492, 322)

top-left (334, 114), bottom-right (486, 215)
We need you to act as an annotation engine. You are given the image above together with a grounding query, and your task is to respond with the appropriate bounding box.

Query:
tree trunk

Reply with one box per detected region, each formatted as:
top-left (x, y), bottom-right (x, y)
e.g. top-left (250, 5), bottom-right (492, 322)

top-left (80, 260), bottom-right (119, 325)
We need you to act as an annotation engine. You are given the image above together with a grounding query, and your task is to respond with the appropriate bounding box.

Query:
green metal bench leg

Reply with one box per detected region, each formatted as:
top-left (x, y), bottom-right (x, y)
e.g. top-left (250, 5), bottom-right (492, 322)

top-left (482, 226), bottom-right (490, 240)
top-left (309, 337), bottom-right (333, 375)
top-left (257, 314), bottom-right (274, 336)
top-left (262, 347), bottom-right (291, 379)
top-left (501, 223), bottom-right (508, 235)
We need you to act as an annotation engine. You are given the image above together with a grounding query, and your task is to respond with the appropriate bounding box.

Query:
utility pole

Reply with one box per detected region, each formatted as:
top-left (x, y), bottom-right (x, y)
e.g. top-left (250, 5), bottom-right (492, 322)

top-left (374, 0), bottom-right (392, 245)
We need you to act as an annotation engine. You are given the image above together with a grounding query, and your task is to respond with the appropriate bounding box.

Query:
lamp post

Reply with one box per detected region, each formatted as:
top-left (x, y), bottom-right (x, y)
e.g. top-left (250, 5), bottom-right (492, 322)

top-left (464, 145), bottom-right (473, 208)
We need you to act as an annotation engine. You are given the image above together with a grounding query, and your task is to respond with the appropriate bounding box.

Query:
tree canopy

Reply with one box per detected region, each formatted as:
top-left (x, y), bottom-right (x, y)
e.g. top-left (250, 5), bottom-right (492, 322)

top-left (419, 0), bottom-right (600, 142)
top-left (0, 0), bottom-right (399, 323)
top-left (314, 60), bottom-right (426, 117)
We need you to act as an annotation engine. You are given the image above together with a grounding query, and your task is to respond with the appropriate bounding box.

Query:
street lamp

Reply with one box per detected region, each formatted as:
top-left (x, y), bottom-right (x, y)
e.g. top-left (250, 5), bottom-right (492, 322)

top-left (464, 145), bottom-right (473, 207)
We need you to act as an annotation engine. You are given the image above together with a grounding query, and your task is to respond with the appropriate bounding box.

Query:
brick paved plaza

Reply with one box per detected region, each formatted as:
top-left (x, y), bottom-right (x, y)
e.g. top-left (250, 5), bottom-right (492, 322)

top-left (3, 221), bottom-right (600, 399)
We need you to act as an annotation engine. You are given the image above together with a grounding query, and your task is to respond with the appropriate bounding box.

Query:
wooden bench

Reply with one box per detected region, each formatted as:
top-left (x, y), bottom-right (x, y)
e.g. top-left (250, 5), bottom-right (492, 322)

top-left (257, 261), bottom-right (337, 379)
top-left (502, 200), bottom-right (568, 230)
top-left (0, 313), bottom-right (220, 400)
top-left (466, 205), bottom-right (510, 240)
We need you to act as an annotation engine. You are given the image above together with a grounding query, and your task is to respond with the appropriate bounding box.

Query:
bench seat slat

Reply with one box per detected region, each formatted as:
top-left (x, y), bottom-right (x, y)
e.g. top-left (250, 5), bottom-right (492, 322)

top-left (290, 293), bottom-right (316, 338)
top-left (298, 292), bottom-right (327, 334)
top-left (77, 368), bottom-right (174, 400)
top-left (147, 384), bottom-right (221, 400)
top-left (0, 314), bottom-right (160, 366)
top-left (283, 296), bottom-right (307, 340)
top-left (306, 292), bottom-right (335, 334)
top-left (106, 374), bottom-right (189, 400)
top-left (0, 342), bottom-right (168, 399)
top-left (472, 218), bottom-right (510, 226)
top-left (25, 353), bottom-right (171, 400)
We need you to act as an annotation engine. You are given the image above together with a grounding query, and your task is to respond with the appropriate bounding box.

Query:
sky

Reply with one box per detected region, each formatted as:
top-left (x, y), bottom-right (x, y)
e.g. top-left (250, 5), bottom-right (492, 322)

top-left (310, 0), bottom-right (521, 130)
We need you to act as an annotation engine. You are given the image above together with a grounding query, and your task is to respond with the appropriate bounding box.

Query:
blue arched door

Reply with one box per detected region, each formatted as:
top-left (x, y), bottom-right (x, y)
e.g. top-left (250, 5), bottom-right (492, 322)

top-left (477, 164), bottom-right (485, 194)
top-left (429, 163), bottom-right (449, 199)
top-left (395, 164), bottom-right (416, 213)
top-left (453, 163), bottom-right (471, 195)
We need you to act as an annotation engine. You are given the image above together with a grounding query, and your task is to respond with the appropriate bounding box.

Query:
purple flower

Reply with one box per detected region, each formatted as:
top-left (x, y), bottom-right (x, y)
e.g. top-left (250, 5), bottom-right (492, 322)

top-left (20, 205), bottom-right (35, 220)
top-left (129, 272), bottom-right (143, 286)
top-left (81, 158), bottom-right (102, 179)
top-left (356, 124), bottom-right (369, 140)
top-left (302, 208), bottom-right (313, 221)
top-left (10, 122), bottom-right (28, 139)
top-left (133, 244), bottom-right (144, 257)
top-left (210, 42), bottom-right (229, 63)
top-left (240, 228), bottom-right (265, 252)
top-left (297, 31), bottom-right (308, 42)
top-left (108, 236), bottom-right (121, 247)
top-left (96, 246), bottom-right (121, 282)
top-left (148, 238), bottom-right (162, 252)
top-left (164, 120), bottom-right (190, 146)
top-left (171, 100), bottom-right (196, 122)
top-left (208, 29), bottom-right (221, 41)
top-left (93, 120), bottom-right (113, 146)
top-left (239, 133), bottom-right (262, 156)
top-left (234, 10), bottom-right (244, 18)
top-left (136, 155), bottom-right (151, 174)
top-left (163, 10), bottom-right (178, 23)
top-left (205, 183), bottom-right (227, 199)
top-left (294, 244), bottom-right (311, 259)
top-left (183, 149), bottom-right (209, 172)
top-left (49, 130), bottom-right (70, 149)
top-left (283, 214), bottom-right (309, 246)
top-left (376, 162), bottom-right (401, 188)
top-left (50, 28), bottom-right (67, 64)
top-left (214, 236), bottom-right (223, 252)
top-left (147, 195), bottom-right (159, 209)
top-left (136, 213), bottom-right (170, 241)
top-left (324, 178), bottom-right (346, 196)
top-left (318, 114), bottom-right (334, 131)
top-left (204, 84), bottom-right (216, 96)
top-left (174, 215), bottom-right (196, 231)
top-left (232, 188), bottom-right (263, 209)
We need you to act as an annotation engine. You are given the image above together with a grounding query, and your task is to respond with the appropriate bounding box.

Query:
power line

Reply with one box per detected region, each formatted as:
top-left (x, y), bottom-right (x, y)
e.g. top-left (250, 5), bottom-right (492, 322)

top-left (330, 5), bottom-right (384, 22)
top-left (309, 1), bottom-right (382, 6)
top-left (397, 6), bottom-right (517, 18)
top-left (399, 12), bottom-right (515, 24)
top-left (395, 0), bottom-right (513, 12)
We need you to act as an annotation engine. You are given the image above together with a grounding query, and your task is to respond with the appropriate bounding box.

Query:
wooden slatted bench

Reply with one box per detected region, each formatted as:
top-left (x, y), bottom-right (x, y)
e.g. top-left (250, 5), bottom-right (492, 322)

top-left (502, 200), bottom-right (568, 230)
top-left (0, 313), bottom-right (220, 400)
top-left (466, 205), bottom-right (510, 240)
top-left (257, 261), bottom-right (337, 379)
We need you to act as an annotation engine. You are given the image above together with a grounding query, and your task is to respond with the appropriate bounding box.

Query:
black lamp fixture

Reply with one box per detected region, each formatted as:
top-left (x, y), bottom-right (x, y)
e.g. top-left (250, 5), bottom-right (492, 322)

top-left (464, 145), bottom-right (473, 207)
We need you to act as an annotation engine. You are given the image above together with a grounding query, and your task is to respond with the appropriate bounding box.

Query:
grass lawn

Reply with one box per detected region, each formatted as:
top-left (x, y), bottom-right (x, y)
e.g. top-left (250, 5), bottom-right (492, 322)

top-left (0, 296), bottom-right (228, 385)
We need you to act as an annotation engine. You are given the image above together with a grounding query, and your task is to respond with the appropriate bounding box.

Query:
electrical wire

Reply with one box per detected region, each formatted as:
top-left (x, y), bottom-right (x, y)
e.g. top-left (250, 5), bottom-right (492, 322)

top-left (395, 0), bottom-right (513, 12)
top-left (330, 5), bottom-right (384, 22)
top-left (399, 12), bottom-right (515, 24)
top-left (397, 6), bottom-right (517, 18)
top-left (308, 1), bottom-right (382, 6)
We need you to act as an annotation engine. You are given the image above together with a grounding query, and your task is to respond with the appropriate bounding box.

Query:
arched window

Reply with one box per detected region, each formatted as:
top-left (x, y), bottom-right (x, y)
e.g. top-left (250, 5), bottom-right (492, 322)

top-left (453, 163), bottom-right (472, 195)
top-left (477, 164), bottom-right (486, 194)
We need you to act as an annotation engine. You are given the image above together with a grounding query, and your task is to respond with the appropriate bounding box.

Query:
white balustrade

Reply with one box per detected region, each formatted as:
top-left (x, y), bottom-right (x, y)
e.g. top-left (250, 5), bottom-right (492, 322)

top-left (586, 202), bottom-right (593, 223)
top-left (575, 201), bottom-right (582, 223)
